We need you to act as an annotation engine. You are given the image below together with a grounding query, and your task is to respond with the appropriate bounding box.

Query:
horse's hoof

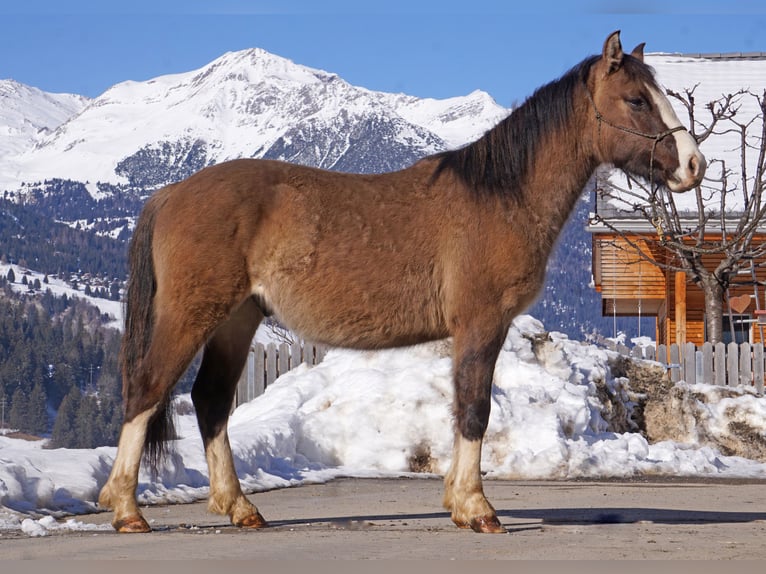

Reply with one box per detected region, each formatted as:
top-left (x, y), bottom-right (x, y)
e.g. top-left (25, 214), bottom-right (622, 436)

top-left (469, 515), bottom-right (507, 534)
top-left (452, 518), bottom-right (471, 529)
top-left (235, 511), bottom-right (268, 529)
top-left (114, 515), bottom-right (152, 533)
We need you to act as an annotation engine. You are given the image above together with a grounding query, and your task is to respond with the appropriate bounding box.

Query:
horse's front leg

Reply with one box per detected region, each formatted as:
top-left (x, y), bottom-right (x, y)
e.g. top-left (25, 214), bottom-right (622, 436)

top-left (443, 327), bottom-right (506, 533)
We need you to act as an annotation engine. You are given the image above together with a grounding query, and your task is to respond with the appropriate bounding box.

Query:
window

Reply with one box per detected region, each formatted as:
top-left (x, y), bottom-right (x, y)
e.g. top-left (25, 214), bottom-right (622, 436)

top-left (720, 314), bottom-right (752, 344)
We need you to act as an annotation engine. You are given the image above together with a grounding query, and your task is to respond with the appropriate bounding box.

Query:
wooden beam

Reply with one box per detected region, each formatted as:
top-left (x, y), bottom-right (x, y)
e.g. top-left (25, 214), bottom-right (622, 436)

top-left (675, 271), bottom-right (687, 344)
top-left (656, 316), bottom-right (661, 346)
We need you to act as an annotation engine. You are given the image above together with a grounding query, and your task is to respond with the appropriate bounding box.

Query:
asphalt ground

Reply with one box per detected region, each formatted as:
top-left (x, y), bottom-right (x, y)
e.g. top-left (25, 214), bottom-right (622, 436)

top-left (3, 476), bottom-right (766, 561)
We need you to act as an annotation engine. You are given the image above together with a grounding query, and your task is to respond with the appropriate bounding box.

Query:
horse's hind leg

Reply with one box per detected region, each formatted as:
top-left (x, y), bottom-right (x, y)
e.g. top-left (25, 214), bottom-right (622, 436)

top-left (191, 297), bottom-right (266, 528)
top-left (98, 406), bottom-right (160, 532)
top-left (443, 324), bottom-right (507, 534)
top-left (99, 310), bottom-right (210, 532)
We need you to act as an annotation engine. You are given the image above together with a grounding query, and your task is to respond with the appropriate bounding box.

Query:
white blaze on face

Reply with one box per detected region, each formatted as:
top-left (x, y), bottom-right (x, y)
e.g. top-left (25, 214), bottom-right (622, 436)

top-left (647, 84), bottom-right (706, 191)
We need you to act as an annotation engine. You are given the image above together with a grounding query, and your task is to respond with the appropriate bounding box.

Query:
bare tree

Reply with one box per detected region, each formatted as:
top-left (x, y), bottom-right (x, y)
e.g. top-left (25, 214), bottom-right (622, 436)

top-left (262, 317), bottom-right (297, 345)
top-left (591, 86), bottom-right (766, 344)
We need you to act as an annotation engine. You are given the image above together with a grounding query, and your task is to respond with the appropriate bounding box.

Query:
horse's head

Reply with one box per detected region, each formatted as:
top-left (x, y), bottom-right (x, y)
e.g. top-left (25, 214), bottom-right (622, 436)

top-left (587, 31), bottom-right (706, 192)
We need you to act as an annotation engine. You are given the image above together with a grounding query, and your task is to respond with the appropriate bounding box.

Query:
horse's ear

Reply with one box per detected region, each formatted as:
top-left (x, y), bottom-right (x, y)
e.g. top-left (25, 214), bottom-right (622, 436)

top-left (631, 42), bottom-right (646, 62)
top-left (602, 30), bottom-right (624, 74)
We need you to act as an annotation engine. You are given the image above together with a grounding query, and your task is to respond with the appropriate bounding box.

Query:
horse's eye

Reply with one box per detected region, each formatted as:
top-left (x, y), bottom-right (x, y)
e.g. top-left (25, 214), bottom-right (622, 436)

top-left (627, 97), bottom-right (647, 110)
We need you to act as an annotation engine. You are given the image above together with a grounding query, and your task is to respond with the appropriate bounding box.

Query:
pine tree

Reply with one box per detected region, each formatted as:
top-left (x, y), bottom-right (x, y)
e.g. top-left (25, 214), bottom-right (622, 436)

top-left (0, 389), bottom-right (8, 430)
top-left (27, 382), bottom-right (48, 435)
top-left (75, 394), bottom-right (101, 448)
top-left (6, 268), bottom-right (15, 283)
top-left (98, 394), bottom-right (122, 446)
top-left (8, 387), bottom-right (28, 431)
top-left (50, 388), bottom-right (81, 448)
top-left (109, 280), bottom-right (121, 301)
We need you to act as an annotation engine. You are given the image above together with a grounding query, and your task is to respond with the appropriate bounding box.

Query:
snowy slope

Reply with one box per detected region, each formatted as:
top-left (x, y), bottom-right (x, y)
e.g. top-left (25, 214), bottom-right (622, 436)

top-left (0, 80), bottom-right (88, 160)
top-left (0, 262), bottom-right (122, 330)
top-left (0, 48), bottom-right (508, 193)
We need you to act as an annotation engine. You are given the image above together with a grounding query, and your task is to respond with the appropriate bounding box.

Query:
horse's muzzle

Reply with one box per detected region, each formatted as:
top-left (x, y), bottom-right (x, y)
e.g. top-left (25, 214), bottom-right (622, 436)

top-left (667, 149), bottom-right (706, 192)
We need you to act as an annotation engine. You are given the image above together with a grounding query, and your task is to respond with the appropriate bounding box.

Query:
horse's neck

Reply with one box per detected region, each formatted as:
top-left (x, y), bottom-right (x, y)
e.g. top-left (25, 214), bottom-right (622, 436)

top-left (518, 125), bottom-right (597, 252)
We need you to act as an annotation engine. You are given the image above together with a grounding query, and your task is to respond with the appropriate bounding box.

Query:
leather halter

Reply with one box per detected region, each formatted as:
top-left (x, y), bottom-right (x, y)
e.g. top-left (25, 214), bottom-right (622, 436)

top-left (585, 86), bottom-right (687, 143)
top-left (585, 86), bottom-right (687, 197)
top-left (586, 85), bottom-right (689, 241)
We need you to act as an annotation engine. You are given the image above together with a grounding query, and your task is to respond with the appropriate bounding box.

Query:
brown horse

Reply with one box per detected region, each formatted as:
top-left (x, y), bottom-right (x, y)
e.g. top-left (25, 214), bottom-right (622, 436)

top-left (98, 31), bottom-right (705, 534)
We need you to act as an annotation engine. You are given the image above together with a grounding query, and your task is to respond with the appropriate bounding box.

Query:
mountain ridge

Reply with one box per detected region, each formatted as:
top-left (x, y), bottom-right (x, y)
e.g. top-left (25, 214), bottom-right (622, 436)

top-left (1, 47), bottom-right (508, 194)
top-left (0, 79), bottom-right (89, 161)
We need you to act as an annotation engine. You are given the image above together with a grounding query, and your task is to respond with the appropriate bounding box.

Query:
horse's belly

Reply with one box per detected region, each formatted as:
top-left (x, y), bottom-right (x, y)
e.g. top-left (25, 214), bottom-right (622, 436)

top-left (259, 265), bottom-right (448, 350)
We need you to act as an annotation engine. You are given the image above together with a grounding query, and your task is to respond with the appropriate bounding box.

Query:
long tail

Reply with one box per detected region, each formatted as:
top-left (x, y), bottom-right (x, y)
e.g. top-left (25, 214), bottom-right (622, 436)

top-left (120, 195), bottom-right (175, 471)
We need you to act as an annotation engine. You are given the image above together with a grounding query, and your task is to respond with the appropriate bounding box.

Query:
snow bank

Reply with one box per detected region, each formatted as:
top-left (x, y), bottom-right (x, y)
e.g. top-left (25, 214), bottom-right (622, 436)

top-left (3, 315), bottom-right (766, 536)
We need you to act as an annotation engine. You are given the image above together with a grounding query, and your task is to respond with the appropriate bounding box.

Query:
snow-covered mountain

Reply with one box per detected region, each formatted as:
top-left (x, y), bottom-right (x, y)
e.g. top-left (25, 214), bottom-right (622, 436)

top-left (0, 48), bottom-right (507, 196)
top-left (0, 80), bottom-right (88, 160)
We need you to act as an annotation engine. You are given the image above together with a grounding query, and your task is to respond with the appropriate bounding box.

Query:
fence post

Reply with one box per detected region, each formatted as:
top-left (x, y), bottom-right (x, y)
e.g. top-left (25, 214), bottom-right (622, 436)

top-left (684, 343), bottom-right (696, 384)
top-left (278, 342), bottom-right (290, 378)
top-left (701, 342), bottom-right (713, 385)
top-left (669, 344), bottom-right (681, 382)
top-left (740, 342), bottom-right (752, 388)
top-left (266, 343), bottom-right (278, 387)
top-left (755, 343), bottom-right (765, 395)
top-left (236, 361), bottom-right (248, 407)
top-left (715, 342), bottom-right (726, 386)
top-left (303, 342), bottom-right (316, 365)
top-left (290, 340), bottom-right (302, 369)
top-left (657, 344), bottom-right (667, 367)
top-left (727, 342), bottom-right (739, 387)
top-left (253, 343), bottom-right (266, 397)
top-left (617, 343), bottom-right (630, 356)
top-left (235, 348), bottom-right (256, 406)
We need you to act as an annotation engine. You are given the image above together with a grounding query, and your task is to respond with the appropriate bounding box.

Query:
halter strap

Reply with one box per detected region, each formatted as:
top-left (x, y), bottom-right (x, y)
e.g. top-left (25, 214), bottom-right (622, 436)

top-left (585, 87), bottom-right (687, 143)
top-left (585, 86), bottom-right (687, 217)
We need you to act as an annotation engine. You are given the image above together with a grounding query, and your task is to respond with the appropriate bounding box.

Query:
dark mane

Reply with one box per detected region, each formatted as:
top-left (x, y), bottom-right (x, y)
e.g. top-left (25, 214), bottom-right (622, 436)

top-left (432, 55), bottom-right (601, 201)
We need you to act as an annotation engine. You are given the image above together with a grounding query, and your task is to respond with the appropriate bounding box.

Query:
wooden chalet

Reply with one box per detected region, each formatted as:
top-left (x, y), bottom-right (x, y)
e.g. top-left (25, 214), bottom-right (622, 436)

top-left (589, 52), bottom-right (766, 346)
top-left (590, 202), bottom-right (766, 346)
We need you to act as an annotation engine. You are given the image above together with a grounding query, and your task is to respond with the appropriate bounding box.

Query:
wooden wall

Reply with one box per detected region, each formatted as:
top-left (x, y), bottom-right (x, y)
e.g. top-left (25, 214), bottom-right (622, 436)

top-left (593, 232), bottom-right (766, 345)
top-left (594, 236), bottom-right (665, 315)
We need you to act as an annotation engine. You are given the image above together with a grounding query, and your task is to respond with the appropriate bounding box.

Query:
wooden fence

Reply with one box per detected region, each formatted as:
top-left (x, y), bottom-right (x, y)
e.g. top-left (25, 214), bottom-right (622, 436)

top-left (602, 339), bottom-right (765, 394)
top-left (235, 341), bottom-right (327, 406)
top-left (234, 337), bottom-right (766, 408)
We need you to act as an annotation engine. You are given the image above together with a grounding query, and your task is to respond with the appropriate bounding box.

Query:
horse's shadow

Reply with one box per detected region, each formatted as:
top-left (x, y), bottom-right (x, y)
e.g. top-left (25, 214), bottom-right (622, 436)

top-left (502, 506), bottom-right (766, 525)
top-left (265, 507), bottom-right (766, 532)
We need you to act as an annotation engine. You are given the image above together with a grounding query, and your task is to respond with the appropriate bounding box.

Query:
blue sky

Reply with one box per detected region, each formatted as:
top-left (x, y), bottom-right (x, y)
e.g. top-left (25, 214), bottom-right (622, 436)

top-left (1, 1), bottom-right (764, 107)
